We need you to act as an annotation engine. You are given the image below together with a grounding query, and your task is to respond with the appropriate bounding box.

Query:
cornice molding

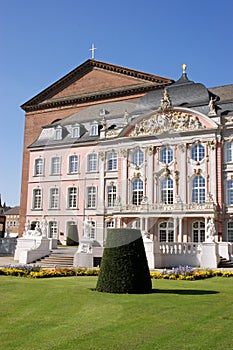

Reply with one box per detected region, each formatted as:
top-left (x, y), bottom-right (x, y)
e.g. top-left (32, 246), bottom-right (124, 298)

top-left (22, 83), bottom-right (169, 112)
top-left (21, 59), bottom-right (173, 112)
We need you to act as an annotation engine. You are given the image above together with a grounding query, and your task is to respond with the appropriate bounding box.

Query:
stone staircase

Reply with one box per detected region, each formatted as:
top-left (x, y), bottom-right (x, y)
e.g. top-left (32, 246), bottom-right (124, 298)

top-left (36, 246), bottom-right (78, 268)
top-left (218, 256), bottom-right (233, 268)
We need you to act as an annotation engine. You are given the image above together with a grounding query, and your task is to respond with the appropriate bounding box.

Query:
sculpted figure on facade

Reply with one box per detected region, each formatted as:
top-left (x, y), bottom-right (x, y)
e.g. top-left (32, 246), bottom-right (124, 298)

top-left (206, 218), bottom-right (216, 242)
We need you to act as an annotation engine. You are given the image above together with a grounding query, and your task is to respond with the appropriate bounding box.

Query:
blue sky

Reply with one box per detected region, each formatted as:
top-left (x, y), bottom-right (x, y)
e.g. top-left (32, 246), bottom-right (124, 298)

top-left (0, 0), bottom-right (233, 206)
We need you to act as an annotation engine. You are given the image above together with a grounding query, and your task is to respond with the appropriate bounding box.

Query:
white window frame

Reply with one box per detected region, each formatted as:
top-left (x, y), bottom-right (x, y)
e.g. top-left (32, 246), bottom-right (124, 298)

top-left (160, 147), bottom-right (173, 164)
top-left (67, 187), bottom-right (78, 209)
top-left (191, 144), bottom-right (205, 162)
top-left (227, 180), bottom-right (233, 205)
top-left (49, 221), bottom-right (58, 239)
top-left (192, 221), bottom-right (205, 242)
top-left (132, 149), bottom-right (144, 166)
top-left (107, 152), bottom-right (118, 171)
top-left (69, 155), bottom-right (79, 174)
top-left (107, 185), bottom-right (117, 207)
top-left (132, 178), bottom-right (143, 205)
top-left (90, 122), bottom-right (98, 136)
top-left (225, 141), bottom-right (233, 163)
top-left (161, 177), bottom-right (174, 204)
top-left (192, 175), bottom-right (206, 204)
top-left (34, 158), bottom-right (44, 176)
top-left (49, 187), bottom-right (59, 209)
top-left (87, 153), bottom-right (98, 172)
top-left (159, 221), bottom-right (174, 242)
top-left (55, 126), bottom-right (62, 140)
top-left (51, 156), bottom-right (61, 175)
top-left (87, 186), bottom-right (97, 208)
top-left (33, 188), bottom-right (42, 209)
top-left (72, 124), bottom-right (80, 138)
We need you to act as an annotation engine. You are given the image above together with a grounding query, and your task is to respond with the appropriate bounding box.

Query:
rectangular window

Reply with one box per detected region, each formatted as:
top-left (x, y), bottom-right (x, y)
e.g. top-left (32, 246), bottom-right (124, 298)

top-left (226, 142), bottom-right (233, 162)
top-left (68, 187), bottom-right (78, 209)
top-left (50, 188), bottom-right (59, 209)
top-left (227, 222), bottom-right (233, 242)
top-left (72, 125), bottom-right (80, 138)
top-left (90, 123), bottom-right (98, 136)
top-left (87, 186), bottom-right (96, 208)
top-left (33, 189), bottom-right (42, 209)
top-left (107, 185), bottom-right (116, 207)
top-left (49, 221), bottom-right (58, 239)
top-left (51, 157), bottom-right (61, 175)
top-left (69, 155), bottom-right (78, 173)
top-left (55, 127), bottom-right (62, 140)
top-left (107, 152), bottom-right (117, 171)
top-left (87, 153), bottom-right (97, 172)
top-left (34, 158), bottom-right (43, 176)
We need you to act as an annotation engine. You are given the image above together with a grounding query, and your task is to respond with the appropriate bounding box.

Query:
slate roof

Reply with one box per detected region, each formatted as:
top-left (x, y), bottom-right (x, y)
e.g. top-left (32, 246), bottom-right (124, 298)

top-left (5, 206), bottom-right (20, 215)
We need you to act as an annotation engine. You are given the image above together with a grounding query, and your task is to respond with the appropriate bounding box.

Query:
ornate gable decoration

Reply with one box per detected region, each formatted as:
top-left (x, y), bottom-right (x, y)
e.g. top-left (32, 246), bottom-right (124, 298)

top-left (130, 110), bottom-right (205, 137)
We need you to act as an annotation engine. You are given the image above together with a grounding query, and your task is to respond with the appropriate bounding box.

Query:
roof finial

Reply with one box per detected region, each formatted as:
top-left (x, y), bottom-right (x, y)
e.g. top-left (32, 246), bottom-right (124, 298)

top-left (182, 63), bottom-right (187, 74)
top-left (89, 43), bottom-right (97, 59)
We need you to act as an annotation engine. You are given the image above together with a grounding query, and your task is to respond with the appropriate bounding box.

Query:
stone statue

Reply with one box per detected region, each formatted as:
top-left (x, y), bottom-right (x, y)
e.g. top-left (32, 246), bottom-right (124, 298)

top-left (83, 217), bottom-right (92, 238)
top-left (206, 218), bottom-right (216, 242)
top-left (5, 223), bottom-right (10, 237)
top-left (41, 216), bottom-right (48, 238)
top-left (35, 222), bottom-right (42, 236)
top-left (208, 97), bottom-right (217, 116)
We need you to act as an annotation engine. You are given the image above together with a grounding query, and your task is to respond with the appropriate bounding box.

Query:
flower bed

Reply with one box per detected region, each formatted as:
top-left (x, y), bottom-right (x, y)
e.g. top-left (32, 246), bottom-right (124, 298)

top-left (150, 266), bottom-right (233, 280)
top-left (0, 264), bottom-right (232, 279)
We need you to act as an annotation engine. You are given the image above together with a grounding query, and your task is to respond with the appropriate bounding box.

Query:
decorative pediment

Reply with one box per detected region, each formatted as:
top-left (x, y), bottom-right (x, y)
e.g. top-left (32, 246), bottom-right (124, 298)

top-left (130, 110), bottom-right (205, 137)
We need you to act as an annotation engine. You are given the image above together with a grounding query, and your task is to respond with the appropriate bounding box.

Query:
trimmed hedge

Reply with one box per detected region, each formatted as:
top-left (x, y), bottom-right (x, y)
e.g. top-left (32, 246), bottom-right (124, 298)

top-left (96, 228), bottom-right (152, 294)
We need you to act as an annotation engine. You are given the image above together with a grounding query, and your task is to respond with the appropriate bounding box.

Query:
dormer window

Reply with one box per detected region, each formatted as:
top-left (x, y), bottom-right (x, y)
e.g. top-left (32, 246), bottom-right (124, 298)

top-left (72, 124), bottom-right (80, 138)
top-left (90, 121), bottom-right (99, 136)
top-left (55, 126), bottom-right (62, 140)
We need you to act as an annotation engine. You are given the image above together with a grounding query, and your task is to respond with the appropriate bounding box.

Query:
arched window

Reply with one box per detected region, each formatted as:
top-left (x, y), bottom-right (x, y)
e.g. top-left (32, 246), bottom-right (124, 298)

top-left (227, 180), bottom-right (233, 205)
top-left (192, 176), bottom-right (205, 203)
top-left (132, 149), bottom-right (144, 166)
top-left (159, 221), bottom-right (174, 242)
top-left (160, 147), bottom-right (173, 164)
top-left (191, 144), bottom-right (205, 162)
top-left (49, 221), bottom-right (58, 239)
top-left (132, 178), bottom-right (143, 205)
top-left (192, 221), bottom-right (205, 242)
top-left (161, 177), bottom-right (174, 204)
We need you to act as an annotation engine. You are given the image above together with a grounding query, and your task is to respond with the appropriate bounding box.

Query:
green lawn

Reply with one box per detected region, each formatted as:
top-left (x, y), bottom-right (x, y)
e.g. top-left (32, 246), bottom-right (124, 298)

top-left (0, 276), bottom-right (232, 350)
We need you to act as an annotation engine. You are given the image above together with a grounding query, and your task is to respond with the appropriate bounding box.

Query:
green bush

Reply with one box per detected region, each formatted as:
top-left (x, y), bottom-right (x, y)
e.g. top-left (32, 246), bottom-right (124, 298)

top-left (66, 224), bottom-right (79, 246)
top-left (96, 228), bottom-right (152, 294)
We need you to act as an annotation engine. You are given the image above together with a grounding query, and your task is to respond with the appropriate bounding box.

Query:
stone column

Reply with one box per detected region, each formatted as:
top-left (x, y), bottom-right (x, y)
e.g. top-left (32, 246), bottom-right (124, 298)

top-left (98, 152), bottom-right (105, 213)
top-left (178, 217), bottom-right (183, 242)
top-left (147, 146), bottom-right (154, 204)
top-left (121, 149), bottom-right (128, 206)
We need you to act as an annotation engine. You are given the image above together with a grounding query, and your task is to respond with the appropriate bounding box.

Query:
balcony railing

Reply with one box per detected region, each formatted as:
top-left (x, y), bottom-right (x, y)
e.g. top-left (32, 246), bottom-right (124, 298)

top-left (110, 201), bottom-right (216, 214)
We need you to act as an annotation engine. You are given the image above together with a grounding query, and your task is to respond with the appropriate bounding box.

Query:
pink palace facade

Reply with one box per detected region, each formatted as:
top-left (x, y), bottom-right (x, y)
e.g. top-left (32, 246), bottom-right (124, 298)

top-left (24, 62), bottom-right (233, 266)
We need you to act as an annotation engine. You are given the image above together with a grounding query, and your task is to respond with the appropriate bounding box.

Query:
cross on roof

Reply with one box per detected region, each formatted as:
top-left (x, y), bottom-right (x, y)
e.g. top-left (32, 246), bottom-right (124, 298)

top-left (89, 43), bottom-right (97, 59)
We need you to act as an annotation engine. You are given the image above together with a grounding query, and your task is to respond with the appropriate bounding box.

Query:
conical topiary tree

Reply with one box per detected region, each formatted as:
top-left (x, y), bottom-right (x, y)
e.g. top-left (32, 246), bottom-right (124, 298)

top-left (66, 224), bottom-right (79, 246)
top-left (96, 228), bottom-right (152, 294)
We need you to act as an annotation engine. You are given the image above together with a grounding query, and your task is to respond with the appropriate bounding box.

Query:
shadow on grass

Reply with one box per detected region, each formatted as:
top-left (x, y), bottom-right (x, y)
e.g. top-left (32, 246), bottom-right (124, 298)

top-left (152, 289), bottom-right (219, 295)
top-left (91, 289), bottom-right (219, 295)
